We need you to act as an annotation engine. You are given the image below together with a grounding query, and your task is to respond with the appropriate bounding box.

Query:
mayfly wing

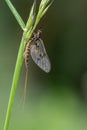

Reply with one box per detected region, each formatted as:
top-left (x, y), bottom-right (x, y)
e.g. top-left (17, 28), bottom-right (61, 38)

top-left (30, 38), bottom-right (51, 73)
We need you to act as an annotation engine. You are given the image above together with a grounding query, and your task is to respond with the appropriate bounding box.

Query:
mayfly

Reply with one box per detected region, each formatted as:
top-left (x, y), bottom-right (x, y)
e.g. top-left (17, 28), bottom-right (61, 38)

top-left (24, 30), bottom-right (51, 101)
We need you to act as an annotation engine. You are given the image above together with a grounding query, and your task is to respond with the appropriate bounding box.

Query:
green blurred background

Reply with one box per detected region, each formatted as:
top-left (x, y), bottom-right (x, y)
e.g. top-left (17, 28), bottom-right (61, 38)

top-left (1, 0), bottom-right (87, 130)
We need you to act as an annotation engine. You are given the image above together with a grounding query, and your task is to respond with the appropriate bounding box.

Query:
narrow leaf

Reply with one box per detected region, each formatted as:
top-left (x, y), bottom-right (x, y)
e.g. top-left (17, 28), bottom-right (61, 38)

top-left (25, 0), bottom-right (36, 32)
top-left (5, 0), bottom-right (25, 30)
top-left (41, 0), bottom-right (54, 17)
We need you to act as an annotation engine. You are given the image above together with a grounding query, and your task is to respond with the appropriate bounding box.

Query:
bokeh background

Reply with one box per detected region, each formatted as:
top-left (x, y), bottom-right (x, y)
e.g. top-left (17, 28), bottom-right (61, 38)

top-left (1, 0), bottom-right (87, 130)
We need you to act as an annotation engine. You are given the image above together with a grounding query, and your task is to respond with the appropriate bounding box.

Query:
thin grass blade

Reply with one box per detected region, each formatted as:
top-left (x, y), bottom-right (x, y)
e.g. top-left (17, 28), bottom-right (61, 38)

top-left (5, 0), bottom-right (25, 30)
top-left (25, 0), bottom-right (36, 32)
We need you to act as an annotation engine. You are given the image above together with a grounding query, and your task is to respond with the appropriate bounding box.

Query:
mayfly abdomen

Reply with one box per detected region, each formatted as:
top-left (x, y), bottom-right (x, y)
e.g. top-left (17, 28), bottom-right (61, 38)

top-left (24, 42), bottom-right (31, 69)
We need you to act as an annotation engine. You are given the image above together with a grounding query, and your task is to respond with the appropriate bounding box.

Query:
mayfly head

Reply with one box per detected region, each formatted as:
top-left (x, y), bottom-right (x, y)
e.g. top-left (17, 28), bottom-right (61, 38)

top-left (33, 29), bottom-right (42, 41)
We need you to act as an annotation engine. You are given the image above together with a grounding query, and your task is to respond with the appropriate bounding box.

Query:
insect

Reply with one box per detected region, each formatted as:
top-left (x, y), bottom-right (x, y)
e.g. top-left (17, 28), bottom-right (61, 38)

top-left (24, 30), bottom-right (51, 102)
top-left (25, 30), bottom-right (51, 73)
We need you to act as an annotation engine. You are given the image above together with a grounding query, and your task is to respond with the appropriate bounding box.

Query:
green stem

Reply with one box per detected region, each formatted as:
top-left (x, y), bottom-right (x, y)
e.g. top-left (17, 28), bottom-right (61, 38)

top-left (3, 29), bottom-right (35, 130)
top-left (3, 36), bottom-right (26, 130)
top-left (5, 0), bottom-right (25, 30)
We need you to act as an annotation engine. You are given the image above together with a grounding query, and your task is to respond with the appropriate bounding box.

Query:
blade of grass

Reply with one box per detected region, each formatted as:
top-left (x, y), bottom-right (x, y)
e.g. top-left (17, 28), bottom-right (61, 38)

top-left (25, 0), bottom-right (36, 32)
top-left (32, 0), bottom-right (54, 31)
top-left (41, 0), bottom-right (54, 17)
top-left (3, 36), bottom-right (25, 130)
top-left (5, 0), bottom-right (25, 30)
top-left (3, 29), bottom-right (34, 130)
